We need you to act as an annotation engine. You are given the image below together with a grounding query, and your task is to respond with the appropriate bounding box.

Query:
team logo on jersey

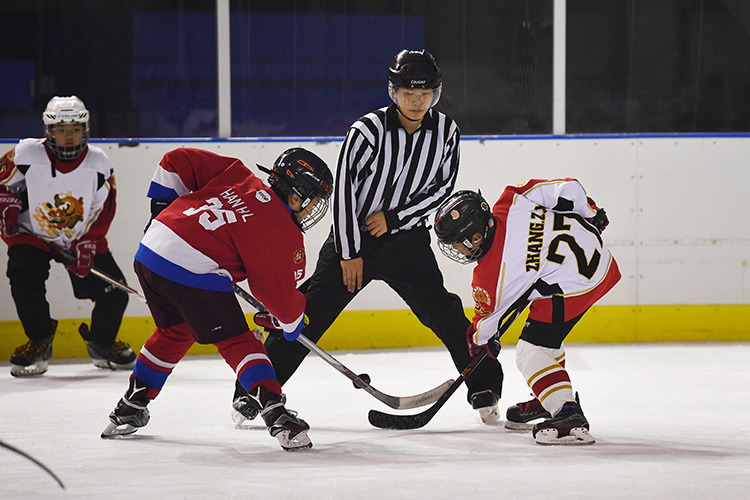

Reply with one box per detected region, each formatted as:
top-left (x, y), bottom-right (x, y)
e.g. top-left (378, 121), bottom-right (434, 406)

top-left (472, 286), bottom-right (491, 308)
top-left (34, 192), bottom-right (84, 238)
top-left (473, 287), bottom-right (492, 317)
top-left (256, 190), bottom-right (271, 203)
top-left (294, 248), bottom-right (305, 264)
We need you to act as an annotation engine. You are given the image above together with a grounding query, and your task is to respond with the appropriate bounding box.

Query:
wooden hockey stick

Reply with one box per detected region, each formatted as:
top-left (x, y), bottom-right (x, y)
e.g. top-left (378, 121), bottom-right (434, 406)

top-left (0, 438), bottom-right (65, 490)
top-left (14, 224), bottom-right (147, 303)
top-left (233, 284), bottom-right (454, 409)
top-left (368, 302), bottom-right (529, 430)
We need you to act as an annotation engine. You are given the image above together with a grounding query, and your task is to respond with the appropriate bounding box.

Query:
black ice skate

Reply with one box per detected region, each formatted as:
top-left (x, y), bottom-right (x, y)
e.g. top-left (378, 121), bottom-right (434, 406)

top-left (101, 376), bottom-right (151, 438)
top-left (79, 323), bottom-right (136, 370)
top-left (505, 396), bottom-right (552, 431)
top-left (532, 399), bottom-right (595, 445)
top-left (260, 391), bottom-right (312, 451)
top-left (10, 320), bottom-right (57, 377)
top-left (471, 389), bottom-right (501, 425)
top-left (231, 380), bottom-right (262, 427)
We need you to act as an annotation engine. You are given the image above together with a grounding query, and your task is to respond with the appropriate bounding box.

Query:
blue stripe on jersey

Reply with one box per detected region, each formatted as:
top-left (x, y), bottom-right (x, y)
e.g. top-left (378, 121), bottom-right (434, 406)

top-left (133, 359), bottom-right (170, 389)
top-left (135, 243), bottom-right (233, 292)
top-left (238, 363), bottom-right (278, 392)
top-left (146, 182), bottom-right (179, 201)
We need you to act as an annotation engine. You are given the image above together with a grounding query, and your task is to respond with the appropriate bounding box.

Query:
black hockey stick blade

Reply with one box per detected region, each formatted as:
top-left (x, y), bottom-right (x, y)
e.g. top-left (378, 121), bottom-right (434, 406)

top-left (368, 303), bottom-right (528, 430)
top-left (368, 350), bottom-right (488, 429)
top-left (233, 284), bottom-right (453, 409)
top-left (0, 438), bottom-right (65, 490)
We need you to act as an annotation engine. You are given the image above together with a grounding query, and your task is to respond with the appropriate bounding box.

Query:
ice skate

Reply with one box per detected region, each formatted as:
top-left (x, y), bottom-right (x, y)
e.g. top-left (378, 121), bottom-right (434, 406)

top-left (101, 377), bottom-right (151, 438)
top-left (532, 400), bottom-right (595, 445)
top-left (10, 320), bottom-right (57, 377)
top-left (79, 323), bottom-right (136, 370)
top-left (505, 396), bottom-right (552, 430)
top-left (471, 389), bottom-right (501, 425)
top-left (231, 381), bottom-right (262, 427)
top-left (260, 393), bottom-right (312, 451)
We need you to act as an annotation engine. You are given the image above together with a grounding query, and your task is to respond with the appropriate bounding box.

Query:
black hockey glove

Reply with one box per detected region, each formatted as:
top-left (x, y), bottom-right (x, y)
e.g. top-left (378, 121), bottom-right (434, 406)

top-left (468, 326), bottom-right (502, 359)
top-left (485, 337), bottom-right (502, 359)
top-left (590, 208), bottom-right (609, 232)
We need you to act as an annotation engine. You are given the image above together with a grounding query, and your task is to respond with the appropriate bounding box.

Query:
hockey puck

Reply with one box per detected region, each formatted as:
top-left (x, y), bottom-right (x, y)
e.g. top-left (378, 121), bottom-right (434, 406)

top-left (353, 373), bottom-right (371, 389)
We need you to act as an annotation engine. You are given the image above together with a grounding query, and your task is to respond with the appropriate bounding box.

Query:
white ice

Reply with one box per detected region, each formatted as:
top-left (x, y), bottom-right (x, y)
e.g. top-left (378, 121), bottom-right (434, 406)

top-left (2, 343), bottom-right (749, 499)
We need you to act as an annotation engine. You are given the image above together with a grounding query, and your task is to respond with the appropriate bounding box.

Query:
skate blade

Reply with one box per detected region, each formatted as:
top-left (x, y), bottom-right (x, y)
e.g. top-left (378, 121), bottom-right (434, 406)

top-left (534, 427), bottom-right (596, 445)
top-left (92, 359), bottom-right (136, 371)
top-left (10, 361), bottom-right (49, 377)
top-left (504, 421), bottom-right (535, 431)
top-left (101, 421), bottom-right (139, 439)
top-left (275, 430), bottom-right (313, 451)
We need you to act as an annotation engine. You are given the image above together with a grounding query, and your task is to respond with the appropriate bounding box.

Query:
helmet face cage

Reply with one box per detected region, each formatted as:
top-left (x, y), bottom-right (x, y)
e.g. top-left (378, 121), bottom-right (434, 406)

top-left (434, 190), bottom-right (493, 264)
top-left (269, 148), bottom-right (333, 231)
top-left (43, 96), bottom-right (90, 161)
top-left (388, 49), bottom-right (443, 108)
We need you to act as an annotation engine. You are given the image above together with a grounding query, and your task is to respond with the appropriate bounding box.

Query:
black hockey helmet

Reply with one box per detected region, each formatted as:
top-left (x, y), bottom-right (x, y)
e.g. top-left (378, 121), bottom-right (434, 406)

top-left (434, 190), bottom-right (495, 264)
top-left (259, 148), bottom-right (334, 231)
top-left (388, 49), bottom-right (442, 107)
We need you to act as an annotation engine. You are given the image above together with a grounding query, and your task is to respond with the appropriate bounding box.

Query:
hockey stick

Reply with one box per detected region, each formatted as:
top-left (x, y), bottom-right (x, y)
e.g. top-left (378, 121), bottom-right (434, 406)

top-left (368, 302), bottom-right (529, 430)
top-left (0, 438), bottom-right (65, 490)
top-left (232, 284), bottom-right (454, 409)
top-left (13, 224), bottom-right (147, 303)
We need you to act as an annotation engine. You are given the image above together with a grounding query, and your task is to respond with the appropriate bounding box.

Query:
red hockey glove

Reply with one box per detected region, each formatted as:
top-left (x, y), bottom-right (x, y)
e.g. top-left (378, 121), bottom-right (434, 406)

top-left (65, 239), bottom-right (97, 278)
top-left (253, 312), bottom-right (281, 334)
top-left (0, 187), bottom-right (21, 237)
top-left (253, 312), bottom-right (308, 342)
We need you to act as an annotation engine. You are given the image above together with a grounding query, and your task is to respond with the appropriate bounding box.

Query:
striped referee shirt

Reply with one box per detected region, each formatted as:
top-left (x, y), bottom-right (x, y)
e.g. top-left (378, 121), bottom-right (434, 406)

top-left (333, 103), bottom-right (460, 260)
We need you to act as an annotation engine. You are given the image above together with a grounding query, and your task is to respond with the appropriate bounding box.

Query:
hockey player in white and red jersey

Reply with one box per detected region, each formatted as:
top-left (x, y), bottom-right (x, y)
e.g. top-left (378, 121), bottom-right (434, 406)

top-left (101, 147), bottom-right (333, 451)
top-left (434, 179), bottom-right (620, 445)
top-left (0, 95), bottom-right (134, 376)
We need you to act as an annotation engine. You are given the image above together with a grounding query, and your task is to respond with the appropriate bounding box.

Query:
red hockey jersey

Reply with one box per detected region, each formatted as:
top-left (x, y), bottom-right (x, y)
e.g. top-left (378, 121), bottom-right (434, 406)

top-left (136, 148), bottom-right (307, 331)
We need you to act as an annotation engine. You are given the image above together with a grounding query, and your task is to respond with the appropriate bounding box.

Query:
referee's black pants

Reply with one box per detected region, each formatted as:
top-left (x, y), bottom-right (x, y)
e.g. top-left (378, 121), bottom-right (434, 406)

top-left (264, 226), bottom-right (504, 402)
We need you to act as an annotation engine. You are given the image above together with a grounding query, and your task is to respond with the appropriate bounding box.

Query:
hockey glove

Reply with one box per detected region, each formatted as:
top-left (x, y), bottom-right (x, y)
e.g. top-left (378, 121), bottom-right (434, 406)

top-left (467, 326), bottom-right (501, 359)
top-left (0, 187), bottom-right (21, 237)
top-left (65, 239), bottom-right (97, 278)
top-left (253, 312), bottom-right (282, 336)
top-left (586, 196), bottom-right (609, 232)
top-left (254, 312), bottom-right (309, 342)
top-left (590, 208), bottom-right (609, 233)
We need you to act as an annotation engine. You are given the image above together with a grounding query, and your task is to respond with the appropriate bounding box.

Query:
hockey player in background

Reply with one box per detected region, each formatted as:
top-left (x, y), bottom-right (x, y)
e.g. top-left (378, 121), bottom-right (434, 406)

top-left (101, 147), bottom-right (333, 451)
top-left (0, 95), bottom-right (134, 377)
top-left (433, 179), bottom-right (620, 445)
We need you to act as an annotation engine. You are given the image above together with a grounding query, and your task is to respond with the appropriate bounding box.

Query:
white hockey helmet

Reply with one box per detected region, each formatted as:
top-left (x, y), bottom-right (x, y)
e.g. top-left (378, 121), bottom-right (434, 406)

top-left (43, 95), bottom-right (90, 160)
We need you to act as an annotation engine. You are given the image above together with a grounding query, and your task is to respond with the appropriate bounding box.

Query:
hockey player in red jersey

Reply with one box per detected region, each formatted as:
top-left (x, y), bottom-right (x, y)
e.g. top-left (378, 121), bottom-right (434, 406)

top-left (434, 179), bottom-right (620, 445)
top-left (101, 147), bottom-right (333, 451)
top-left (0, 95), bottom-right (134, 376)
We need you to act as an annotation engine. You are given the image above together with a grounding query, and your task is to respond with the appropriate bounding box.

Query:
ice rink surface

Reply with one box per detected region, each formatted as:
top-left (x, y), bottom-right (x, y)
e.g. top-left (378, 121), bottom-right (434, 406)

top-left (2, 342), bottom-right (749, 499)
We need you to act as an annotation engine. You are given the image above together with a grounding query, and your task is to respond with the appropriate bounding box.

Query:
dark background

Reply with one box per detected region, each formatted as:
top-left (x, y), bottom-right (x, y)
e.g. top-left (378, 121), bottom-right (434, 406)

top-left (1, 0), bottom-right (748, 138)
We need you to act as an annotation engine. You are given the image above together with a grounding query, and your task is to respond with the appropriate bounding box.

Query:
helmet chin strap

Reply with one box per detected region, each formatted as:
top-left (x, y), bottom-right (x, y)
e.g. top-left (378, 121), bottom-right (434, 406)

top-left (396, 106), bottom-right (422, 122)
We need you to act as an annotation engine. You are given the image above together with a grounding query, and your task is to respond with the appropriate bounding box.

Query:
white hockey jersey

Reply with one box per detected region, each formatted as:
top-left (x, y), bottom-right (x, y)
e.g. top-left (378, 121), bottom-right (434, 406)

top-left (469, 178), bottom-right (621, 347)
top-left (0, 138), bottom-right (114, 251)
